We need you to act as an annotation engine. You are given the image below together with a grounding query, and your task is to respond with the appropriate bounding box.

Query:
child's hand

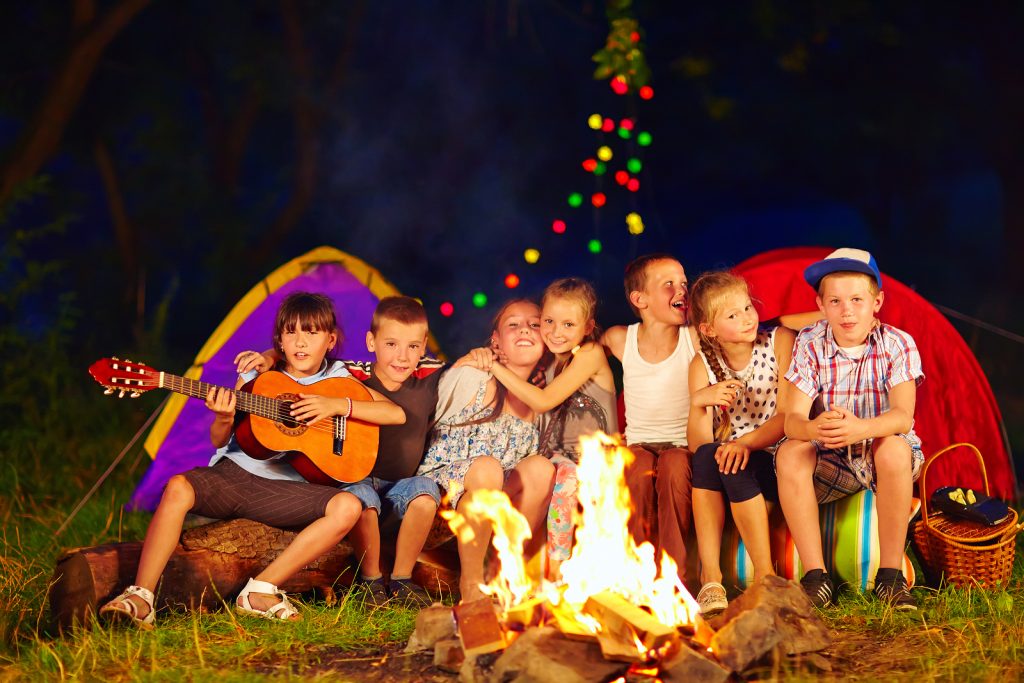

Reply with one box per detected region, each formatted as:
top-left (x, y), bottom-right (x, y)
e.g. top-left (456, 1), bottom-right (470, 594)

top-left (235, 350), bottom-right (272, 375)
top-left (453, 347), bottom-right (496, 371)
top-left (489, 337), bottom-right (510, 366)
top-left (288, 393), bottom-right (347, 425)
top-left (816, 406), bottom-right (868, 448)
top-left (694, 381), bottom-right (743, 409)
top-left (205, 387), bottom-right (236, 422)
top-left (715, 441), bottom-right (751, 474)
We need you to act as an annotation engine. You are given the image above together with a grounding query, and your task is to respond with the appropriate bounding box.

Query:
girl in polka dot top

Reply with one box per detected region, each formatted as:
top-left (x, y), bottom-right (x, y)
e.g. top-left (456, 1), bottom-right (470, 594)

top-left (685, 271), bottom-right (796, 616)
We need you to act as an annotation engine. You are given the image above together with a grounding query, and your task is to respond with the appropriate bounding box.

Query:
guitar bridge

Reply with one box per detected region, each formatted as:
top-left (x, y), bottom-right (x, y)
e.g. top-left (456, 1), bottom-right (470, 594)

top-left (333, 415), bottom-right (346, 455)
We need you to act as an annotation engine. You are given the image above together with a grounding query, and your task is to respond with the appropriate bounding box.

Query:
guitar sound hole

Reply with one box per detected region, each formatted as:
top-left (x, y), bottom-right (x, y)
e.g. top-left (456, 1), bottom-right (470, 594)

top-left (279, 402), bottom-right (302, 429)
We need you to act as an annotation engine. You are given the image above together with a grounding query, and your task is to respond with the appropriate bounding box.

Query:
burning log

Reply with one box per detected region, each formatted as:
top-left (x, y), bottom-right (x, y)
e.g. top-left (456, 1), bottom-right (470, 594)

top-left (583, 590), bottom-right (678, 653)
top-left (659, 641), bottom-right (731, 683)
top-left (454, 598), bottom-right (508, 657)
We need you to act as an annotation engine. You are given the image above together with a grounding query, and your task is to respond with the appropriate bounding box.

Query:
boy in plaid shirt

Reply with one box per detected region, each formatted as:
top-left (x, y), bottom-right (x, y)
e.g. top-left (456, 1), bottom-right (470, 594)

top-left (776, 248), bottom-right (924, 610)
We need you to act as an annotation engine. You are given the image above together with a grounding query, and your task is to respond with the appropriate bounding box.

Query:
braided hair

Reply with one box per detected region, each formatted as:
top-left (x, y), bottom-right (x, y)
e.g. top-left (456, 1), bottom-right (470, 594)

top-left (688, 271), bottom-right (752, 442)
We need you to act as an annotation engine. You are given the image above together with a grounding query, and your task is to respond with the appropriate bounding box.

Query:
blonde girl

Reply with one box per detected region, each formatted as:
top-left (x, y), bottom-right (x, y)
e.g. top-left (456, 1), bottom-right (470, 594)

top-left (463, 278), bottom-right (617, 577)
top-left (686, 272), bottom-right (794, 616)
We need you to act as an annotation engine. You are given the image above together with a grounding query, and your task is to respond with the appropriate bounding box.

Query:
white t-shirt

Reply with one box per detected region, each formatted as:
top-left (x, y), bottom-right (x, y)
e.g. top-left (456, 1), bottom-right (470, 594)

top-left (622, 324), bottom-right (696, 446)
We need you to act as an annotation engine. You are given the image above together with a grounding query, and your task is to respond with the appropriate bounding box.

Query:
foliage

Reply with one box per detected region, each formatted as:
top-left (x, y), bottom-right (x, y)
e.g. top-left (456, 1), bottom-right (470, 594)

top-left (592, 1), bottom-right (651, 89)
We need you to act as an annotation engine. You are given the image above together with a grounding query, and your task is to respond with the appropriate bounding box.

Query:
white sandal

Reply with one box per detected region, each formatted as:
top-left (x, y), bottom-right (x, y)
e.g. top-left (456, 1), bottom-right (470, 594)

top-left (99, 585), bottom-right (156, 630)
top-left (235, 578), bottom-right (301, 621)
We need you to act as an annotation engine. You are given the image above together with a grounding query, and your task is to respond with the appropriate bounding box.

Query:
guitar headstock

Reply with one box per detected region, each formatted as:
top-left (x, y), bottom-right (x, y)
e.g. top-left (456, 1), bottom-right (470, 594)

top-left (89, 357), bottom-right (159, 398)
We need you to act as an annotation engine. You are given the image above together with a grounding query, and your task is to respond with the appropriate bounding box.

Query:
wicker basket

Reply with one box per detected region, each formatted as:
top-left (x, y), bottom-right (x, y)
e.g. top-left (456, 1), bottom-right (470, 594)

top-left (912, 443), bottom-right (1023, 588)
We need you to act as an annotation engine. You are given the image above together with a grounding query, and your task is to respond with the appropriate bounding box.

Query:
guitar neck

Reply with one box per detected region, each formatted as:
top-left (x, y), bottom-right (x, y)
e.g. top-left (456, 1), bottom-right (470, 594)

top-left (160, 373), bottom-right (281, 420)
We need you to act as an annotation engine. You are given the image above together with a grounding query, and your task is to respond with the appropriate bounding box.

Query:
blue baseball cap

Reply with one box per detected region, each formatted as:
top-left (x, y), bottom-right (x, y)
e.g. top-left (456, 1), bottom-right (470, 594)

top-left (804, 248), bottom-right (883, 290)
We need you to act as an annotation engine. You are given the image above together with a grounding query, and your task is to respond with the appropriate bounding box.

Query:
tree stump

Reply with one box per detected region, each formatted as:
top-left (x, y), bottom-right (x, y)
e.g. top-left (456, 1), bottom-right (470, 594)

top-left (49, 515), bottom-right (464, 631)
top-left (49, 518), bottom-right (357, 631)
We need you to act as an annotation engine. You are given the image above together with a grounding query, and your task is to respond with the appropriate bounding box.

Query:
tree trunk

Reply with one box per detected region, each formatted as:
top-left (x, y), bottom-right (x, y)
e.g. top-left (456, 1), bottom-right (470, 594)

top-left (0, 0), bottom-right (150, 204)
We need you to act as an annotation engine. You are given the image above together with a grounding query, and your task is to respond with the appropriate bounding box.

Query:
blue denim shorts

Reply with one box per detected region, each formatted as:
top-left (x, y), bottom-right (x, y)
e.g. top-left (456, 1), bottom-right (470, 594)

top-left (339, 475), bottom-right (441, 517)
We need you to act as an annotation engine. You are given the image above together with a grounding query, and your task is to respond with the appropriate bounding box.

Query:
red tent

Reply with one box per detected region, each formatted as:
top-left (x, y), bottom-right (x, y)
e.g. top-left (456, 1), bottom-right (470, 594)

top-left (734, 246), bottom-right (1016, 501)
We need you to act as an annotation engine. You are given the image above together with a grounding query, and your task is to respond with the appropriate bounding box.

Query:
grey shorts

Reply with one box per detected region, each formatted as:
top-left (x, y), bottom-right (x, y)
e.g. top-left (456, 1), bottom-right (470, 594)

top-left (182, 458), bottom-right (348, 528)
top-left (809, 435), bottom-right (924, 504)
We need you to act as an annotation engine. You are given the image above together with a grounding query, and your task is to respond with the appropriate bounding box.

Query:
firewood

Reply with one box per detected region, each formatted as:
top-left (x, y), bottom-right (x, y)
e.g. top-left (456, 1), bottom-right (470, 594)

top-left (453, 598), bottom-right (507, 657)
top-left (583, 590), bottom-right (677, 651)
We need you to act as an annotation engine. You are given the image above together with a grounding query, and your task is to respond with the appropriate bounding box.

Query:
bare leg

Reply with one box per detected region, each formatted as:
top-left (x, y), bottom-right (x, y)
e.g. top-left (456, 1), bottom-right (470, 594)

top-left (692, 488), bottom-right (726, 585)
top-left (393, 495), bottom-right (438, 577)
top-left (730, 494), bottom-right (774, 580)
top-left (456, 457), bottom-right (503, 603)
top-left (776, 440), bottom-right (825, 571)
top-left (873, 437), bottom-right (913, 570)
top-left (347, 507), bottom-right (382, 577)
top-left (505, 455), bottom-right (555, 557)
top-left (247, 492), bottom-right (362, 616)
top-left (124, 474), bottom-right (196, 617)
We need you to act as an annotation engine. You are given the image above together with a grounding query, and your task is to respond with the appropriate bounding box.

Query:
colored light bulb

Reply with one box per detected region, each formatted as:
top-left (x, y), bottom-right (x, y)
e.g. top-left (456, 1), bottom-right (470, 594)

top-left (627, 178), bottom-right (640, 192)
top-left (611, 76), bottom-right (628, 95)
top-left (639, 85), bottom-right (654, 100)
top-left (524, 248), bottom-right (541, 263)
top-left (637, 131), bottom-right (652, 146)
top-left (582, 158), bottom-right (598, 172)
top-left (588, 239), bottom-right (602, 253)
top-left (617, 127), bottom-right (631, 140)
top-left (601, 119), bottom-right (616, 133)
top-left (552, 219), bottom-right (567, 234)
top-left (615, 170), bottom-right (629, 185)
top-left (591, 192), bottom-right (607, 207)
top-left (587, 113), bottom-right (603, 130)
top-left (472, 292), bottom-right (488, 308)
top-left (440, 301), bottom-right (454, 317)
top-left (567, 193), bottom-right (583, 208)
top-left (594, 162), bottom-right (607, 176)
top-left (620, 119), bottom-right (634, 131)
top-left (627, 158), bottom-right (642, 173)
top-left (504, 273), bottom-right (520, 289)
top-left (597, 146), bottom-right (613, 161)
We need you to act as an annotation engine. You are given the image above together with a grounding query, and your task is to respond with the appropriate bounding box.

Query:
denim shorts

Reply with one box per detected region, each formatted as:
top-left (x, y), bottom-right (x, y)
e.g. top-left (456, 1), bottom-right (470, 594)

top-left (339, 475), bottom-right (441, 517)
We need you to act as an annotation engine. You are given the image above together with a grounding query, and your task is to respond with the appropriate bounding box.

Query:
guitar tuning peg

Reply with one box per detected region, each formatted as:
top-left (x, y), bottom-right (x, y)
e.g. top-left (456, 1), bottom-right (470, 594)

top-left (130, 391), bottom-right (141, 398)
top-left (125, 359), bottom-right (132, 363)
top-left (112, 355), bottom-right (120, 360)
top-left (104, 388), bottom-right (114, 395)
top-left (118, 389), bottom-right (126, 398)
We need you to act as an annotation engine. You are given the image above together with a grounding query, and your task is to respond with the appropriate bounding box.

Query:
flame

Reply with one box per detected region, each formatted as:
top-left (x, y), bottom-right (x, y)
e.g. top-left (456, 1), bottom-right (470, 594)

top-left (551, 433), bottom-right (703, 629)
top-left (442, 489), bottom-right (533, 611)
top-left (448, 432), bottom-right (709, 662)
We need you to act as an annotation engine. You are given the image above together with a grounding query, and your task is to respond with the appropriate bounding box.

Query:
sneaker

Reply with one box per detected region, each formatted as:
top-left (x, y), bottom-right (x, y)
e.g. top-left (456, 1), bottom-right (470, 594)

top-left (696, 582), bottom-right (728, 616)
top-left (355, 576), bottom-right (390, 604)
top-left (800, 569), bottom-right (836, 608)
top-left (388, 578), bottom-right (433, 607)
top-left (873, 569), bottom-right (917, 611)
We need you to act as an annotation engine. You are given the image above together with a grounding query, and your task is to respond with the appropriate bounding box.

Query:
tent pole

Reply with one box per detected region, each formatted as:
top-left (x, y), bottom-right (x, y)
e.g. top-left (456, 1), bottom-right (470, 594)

top-left (55, 395), bottom-right (169, 538)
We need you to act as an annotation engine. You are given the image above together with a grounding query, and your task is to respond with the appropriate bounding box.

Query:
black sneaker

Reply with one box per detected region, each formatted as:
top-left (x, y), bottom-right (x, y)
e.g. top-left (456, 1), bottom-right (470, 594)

top-left (800, 569), bottom-right (836, 608)
top-left (355, 576), bottom-right (390, 604)
top-left (388, 578), bottom-right (433, 607)
top-left (873, 568), bottom-right (917, 611)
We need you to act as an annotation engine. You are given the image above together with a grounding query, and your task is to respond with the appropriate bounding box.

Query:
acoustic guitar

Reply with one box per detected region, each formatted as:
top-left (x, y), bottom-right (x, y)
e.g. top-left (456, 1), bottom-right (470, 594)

top-left (89, 358), bottom-right (379, 485)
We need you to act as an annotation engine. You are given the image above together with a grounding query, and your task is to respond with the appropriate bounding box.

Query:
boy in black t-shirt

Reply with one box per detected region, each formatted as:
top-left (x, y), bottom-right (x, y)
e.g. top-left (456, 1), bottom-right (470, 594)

top-left (247, 296), bottom-right (445, 603)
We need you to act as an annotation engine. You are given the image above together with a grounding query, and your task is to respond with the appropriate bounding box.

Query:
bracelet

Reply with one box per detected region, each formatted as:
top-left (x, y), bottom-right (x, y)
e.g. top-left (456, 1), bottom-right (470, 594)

top-left (343, 397), bottom-right (353, 418)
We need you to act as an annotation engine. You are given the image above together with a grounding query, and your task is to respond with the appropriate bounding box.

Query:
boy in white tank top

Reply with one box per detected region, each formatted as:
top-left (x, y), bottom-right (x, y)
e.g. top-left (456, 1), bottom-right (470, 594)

top-left (603, 254), bottom-right (698, 583)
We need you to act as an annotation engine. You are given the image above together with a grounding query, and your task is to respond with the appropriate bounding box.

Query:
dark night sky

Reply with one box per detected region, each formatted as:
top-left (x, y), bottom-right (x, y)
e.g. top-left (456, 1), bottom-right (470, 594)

top-left (2, 1), bottom-right (1019, 368)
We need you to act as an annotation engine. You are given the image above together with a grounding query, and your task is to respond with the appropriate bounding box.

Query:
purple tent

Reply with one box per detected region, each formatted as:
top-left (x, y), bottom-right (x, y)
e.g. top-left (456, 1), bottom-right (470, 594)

top-left (130, 246), bottom-right (442, 510)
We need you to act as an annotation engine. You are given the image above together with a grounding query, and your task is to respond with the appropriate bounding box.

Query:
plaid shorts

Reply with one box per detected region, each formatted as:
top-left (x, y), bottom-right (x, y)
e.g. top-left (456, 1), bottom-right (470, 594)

top-left (810, 434), bottom-right (924, 504)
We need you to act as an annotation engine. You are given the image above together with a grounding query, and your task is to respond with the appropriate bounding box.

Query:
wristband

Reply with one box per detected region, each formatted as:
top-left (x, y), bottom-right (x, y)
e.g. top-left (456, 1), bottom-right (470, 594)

top-left (344, 397), bottom-right (353, 418)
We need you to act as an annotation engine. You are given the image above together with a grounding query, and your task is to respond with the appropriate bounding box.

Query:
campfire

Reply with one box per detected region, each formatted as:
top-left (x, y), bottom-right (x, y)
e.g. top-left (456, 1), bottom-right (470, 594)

top-left (412, 433), bottom-right (831, 682)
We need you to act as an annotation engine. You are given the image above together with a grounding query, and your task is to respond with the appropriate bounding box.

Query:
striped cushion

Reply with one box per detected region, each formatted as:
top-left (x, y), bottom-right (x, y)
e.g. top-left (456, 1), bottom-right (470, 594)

top-left (723, 489), bottom-right (919, 591)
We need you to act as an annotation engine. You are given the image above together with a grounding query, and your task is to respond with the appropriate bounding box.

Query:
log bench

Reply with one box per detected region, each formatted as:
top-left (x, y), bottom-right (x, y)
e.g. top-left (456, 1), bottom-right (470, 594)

top-left (48, 517), bottom-right (461, 631)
